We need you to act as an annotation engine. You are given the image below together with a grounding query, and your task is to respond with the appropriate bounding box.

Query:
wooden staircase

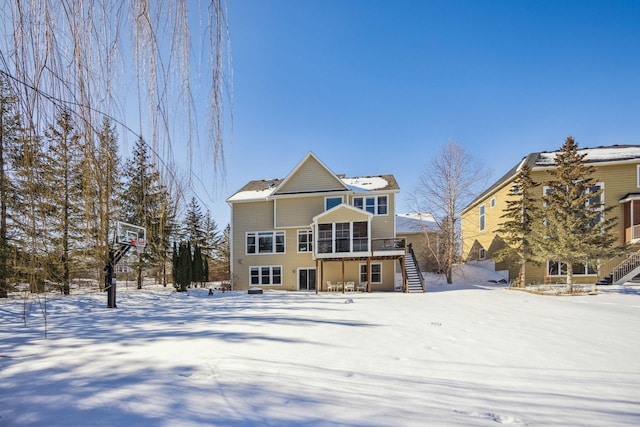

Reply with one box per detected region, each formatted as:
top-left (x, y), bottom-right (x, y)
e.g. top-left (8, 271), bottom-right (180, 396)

top-left (596, 250), bottom-right (640, 286)
top-left (404, 245), bottom-right (425, 292)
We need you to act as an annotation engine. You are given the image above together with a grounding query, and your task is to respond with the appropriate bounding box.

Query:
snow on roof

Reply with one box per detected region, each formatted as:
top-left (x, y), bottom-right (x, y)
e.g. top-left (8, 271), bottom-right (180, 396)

top-left (536, 145), bottom-right (640, 166)
top-left (228, 175), bottom-right (397, 202)
top-left (342, 176), bottom-right (389, 192)
top-left (227, 187), bottom-right (275, 202)
top-left (226, 179), bottom-right (281, 202)
top-left (396, 212), bottom-right (439, 233)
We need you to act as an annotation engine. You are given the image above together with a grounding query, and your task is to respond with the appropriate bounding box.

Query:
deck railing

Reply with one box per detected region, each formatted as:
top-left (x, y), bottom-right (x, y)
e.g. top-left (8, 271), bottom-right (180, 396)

top-left (371, 238), bottom-right (405, 253)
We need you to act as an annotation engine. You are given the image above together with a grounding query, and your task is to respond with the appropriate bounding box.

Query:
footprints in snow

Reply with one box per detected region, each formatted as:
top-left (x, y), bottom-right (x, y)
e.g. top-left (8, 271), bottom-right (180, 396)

top-left (455, 410), bottom-right (525, 425)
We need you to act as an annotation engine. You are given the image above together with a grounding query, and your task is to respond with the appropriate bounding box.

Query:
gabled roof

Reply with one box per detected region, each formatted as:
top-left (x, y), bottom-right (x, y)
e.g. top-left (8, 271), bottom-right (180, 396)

top-left (227, 152), bottom-right (400, 203)
top-left (312, 203), bottom-right (373, 223)
top-left (274, 152), bottom-right (350, 195)
top-left (462, 144), bottom-right (640, 213)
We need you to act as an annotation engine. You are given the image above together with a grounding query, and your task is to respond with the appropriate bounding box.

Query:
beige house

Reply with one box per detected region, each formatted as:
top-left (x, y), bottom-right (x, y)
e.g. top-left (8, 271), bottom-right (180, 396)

top-left (461, 144), bottom-right (640, 285)
top-left (226, 152), bottom-right (425, 292)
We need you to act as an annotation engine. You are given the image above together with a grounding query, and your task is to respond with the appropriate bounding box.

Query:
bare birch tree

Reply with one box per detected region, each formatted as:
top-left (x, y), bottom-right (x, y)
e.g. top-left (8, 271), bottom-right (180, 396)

top-left (411, 140), bottom-right (487, 284)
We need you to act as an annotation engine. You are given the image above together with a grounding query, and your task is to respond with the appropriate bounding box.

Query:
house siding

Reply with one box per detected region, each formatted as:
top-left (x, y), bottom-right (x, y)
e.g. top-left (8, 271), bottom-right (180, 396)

top-left (228, 153), bottom-right (405, 292)
top-left (275, 196), bottom-right (325, 228)
top-left (461, 155), bottom-right (640, 284)
top-left (277, 156), bottom-right (345, 193)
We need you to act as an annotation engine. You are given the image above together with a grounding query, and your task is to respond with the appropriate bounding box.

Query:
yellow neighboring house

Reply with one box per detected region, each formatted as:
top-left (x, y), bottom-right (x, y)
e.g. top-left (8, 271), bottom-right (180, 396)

top-left (461, 145), bottom-right (640, 285)
top-left (226, 152), bottom-right (425, 292)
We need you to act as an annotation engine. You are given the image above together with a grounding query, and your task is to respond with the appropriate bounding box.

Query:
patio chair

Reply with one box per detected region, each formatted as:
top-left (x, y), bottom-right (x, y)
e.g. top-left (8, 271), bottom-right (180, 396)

top-left (326, 281), bottom-right (334, 292)
top-left (357, 281), bottom-right (368, 292)
top-left (345, 281), bottom-right (355, 292)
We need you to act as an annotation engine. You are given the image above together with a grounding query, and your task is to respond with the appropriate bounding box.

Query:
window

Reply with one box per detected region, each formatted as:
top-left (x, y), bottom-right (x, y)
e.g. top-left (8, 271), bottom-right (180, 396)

top-left (297, 230), bottom-right (313, 252)
top-left (637, 165), bottom-right (640, 188)
top-left (353, 196), bottom-right (388, 215)
top-left (325, 196), bottom-right (342, 210)
top-left (360, 263), bottom-right (382, 284)
top-left (490, 197), bottom-right (496, 208)
top-left (250, 266), bottom-right (282, 285)
top-left (479, 204), bottom-right (486, 231)
top-left (335, 222), bottom-right (350, 252)
top-left (316, 221), bottom-right (369, 254)
top-left (544, 183), bottom-right (605, 227)
top-left (318, 224), bottom-right (333, 253)
top-left (479, 248), bottom-right (486, 260)
top-left (352, 221), bottom-right (368, 251)
top-left (587, 183), bottom-right (604, 227)
top-left (547, 261), bottom-right (596, 276)
top-left (246, 231), bottom-right (285, 254)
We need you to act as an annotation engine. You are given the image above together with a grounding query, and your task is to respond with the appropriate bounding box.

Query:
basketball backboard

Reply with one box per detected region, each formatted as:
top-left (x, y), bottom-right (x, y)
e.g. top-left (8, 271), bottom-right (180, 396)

top-left (115, 221), bottom-right (147, 247)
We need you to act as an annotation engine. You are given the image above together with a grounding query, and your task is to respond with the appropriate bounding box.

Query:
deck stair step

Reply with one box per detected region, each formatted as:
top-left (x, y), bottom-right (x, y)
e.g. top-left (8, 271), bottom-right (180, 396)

top-left (404, 252), bottom-right (424, 293)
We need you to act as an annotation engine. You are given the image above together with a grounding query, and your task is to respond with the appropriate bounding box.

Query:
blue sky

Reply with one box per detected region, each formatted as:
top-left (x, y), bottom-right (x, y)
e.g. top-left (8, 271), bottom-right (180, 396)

top-left (202, 0), bottom-right (640, 226)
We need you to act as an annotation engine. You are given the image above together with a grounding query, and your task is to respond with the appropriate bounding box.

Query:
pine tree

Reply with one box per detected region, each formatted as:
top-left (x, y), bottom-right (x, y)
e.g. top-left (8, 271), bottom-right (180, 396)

top-left (0, 77), bottom-right (20, 297)
top-left (172, 240), bottom-right (179, 282)
top-left (43, 110), bottom-right (85, 294)
top-left (202, 210), bottom-right (221, 258)
top-left (173, 240), bottom-right (191, 292)
top-left (184, 197), bottom-right (206, 248)
top-left (92, 117), bottom-right (121, 285)
top-left (495, 164), bottom-right (543, 287)
top-left (11, 129), bottom-right (47, 293)
top-left (192, 244), bottom-right (204, 286)
top-left (121, 136), bottom-right (172, 289)
top-left (542, 136), bottom-right (619, 292)
top-left (210, 223), bottom-right (230, 281)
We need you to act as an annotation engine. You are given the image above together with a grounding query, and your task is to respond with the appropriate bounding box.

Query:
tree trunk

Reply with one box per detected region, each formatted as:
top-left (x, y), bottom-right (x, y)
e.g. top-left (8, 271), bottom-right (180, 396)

top-left (566, 264), bottom-right (573, 293)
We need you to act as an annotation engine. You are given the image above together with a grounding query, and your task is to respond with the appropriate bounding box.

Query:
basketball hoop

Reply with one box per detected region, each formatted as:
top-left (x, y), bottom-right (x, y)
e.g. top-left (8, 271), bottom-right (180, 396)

top-left (130, 239), bottom-right (146, 248)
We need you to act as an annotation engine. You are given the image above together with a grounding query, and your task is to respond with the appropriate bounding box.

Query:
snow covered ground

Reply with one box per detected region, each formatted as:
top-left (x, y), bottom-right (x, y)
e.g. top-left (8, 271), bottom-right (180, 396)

top-left (1, 265), bottom-right (639, 426)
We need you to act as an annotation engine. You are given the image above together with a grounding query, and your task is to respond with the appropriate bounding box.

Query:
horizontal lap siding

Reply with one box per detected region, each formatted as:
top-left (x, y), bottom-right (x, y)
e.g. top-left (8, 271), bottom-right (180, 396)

top-left (462, 162), bottom-right (640, 284)
top-left (277, 157), bottom-right (345, 193)
top-left (275, 197), bottom-right (324, 228)
top-left (597, 163), bottom-right (638, 246)
top-left (320, 207), bottom-right (370, 223)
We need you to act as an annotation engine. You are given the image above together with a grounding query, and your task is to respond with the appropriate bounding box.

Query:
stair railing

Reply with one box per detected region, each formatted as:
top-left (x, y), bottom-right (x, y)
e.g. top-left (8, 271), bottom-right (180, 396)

top-left (612, 250), bottom-right (640, 283)
top-left (407, 243), bottom-right (426, 291)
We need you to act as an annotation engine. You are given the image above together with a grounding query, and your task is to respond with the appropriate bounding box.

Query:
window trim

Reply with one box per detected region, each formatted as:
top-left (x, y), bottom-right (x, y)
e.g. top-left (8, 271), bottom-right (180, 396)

top-left (325, 196), bottom-right (343, 211)
top-left (490, 197), bottom-right (496, 208)
top-left (479, 204), bottom-right (486, 232)
top-left (352, 195), bottom-right (389, 216)
top-left (297, 229), bottom-right (313, 253)
top-left (547, 260), bottom-right (597, 277)
top-left (249, 265), bottom-right (283, 286)
top-left (359, 262), bottom-right (382, 284)
top-left (637, 165), bottom-right (640, 188)
top-left (245, 231), bottom-right (285, 255)
top-left (479, 248), bottom-right (486, 260)
top-left (316, 221), bottom-right (369, 254)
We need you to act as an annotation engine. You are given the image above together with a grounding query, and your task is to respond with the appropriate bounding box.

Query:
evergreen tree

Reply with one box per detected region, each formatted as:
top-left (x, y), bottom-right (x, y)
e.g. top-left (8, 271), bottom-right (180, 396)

top-left (495, 164), bottom-right (543, 287)
top-left (184, 197), bottom-right (206, 247)
top-left (121, 136), bottom-right (172, 289)
top-left (43, 110), bottom-right (85, 294)
top-left (92, 117), bottom-right (121, 284)
top-left (210, 224), bottom-right (230, 281)
top-left (173, 240), bottom-right (191, 292)
top-left (192, 244), bottom-right (204, 286)
top-left (172, 240), bottom-right (179, 283)
top-left (11, 128), bottom-right (47, 293)
top-left (202, 210), bottom-right (221, 258)
top-left (0, 77), bottom-right (20, 297)
top-left (542, 136), bottom-right (619, 292)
